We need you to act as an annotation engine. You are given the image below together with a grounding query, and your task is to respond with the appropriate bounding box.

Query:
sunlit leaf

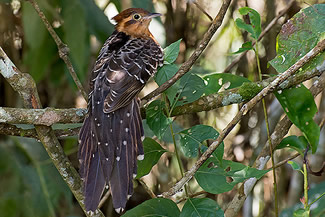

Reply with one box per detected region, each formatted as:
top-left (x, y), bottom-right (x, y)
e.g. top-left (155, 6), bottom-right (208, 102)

top-left (122, 198), bottom-right (180, 217)
top-left (203, 73), bottom-right (251, 95)
top-left (269, 4), bottom-right (325, 74)
top-left (180, 198), bottom-right (224, 217)
top-left (164, 39), bottom-right (182, 64)
top-left (136, 138), bottom-right (167, 178)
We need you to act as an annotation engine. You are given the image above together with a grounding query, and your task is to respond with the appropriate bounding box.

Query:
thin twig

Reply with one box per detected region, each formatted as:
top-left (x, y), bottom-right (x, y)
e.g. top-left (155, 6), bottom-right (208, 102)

top-left (161, 39), bottom-right (325, 198)
top-left (139, 178), bottom-right (157, 198)
top-left (141, 0), bottom-right (232, 105)
top-left (222, 0), bottom-right (294, 74)
top-left (26, 0), bottom-right (87, 100)
top-left (269, 153), bottom-right (301, 170)
top-left (193, 1), bottom-right (213, 21)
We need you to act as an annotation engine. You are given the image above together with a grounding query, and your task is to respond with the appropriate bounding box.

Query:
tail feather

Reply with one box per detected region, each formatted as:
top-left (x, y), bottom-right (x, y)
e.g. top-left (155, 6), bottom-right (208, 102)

top-left (79, 98), bottom-right (145, 212)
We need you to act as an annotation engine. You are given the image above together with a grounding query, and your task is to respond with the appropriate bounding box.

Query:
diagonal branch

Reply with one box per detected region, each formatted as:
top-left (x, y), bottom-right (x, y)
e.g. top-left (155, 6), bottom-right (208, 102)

top-left (161, 39), bottom-right (325, 198)
top-left (141, 0), bottom-right (232, 105)
top-left (26, 0), bottom-right (87, 100)
top-left (224, 59), bottom-right (325, 217)
top-left (0, 46), bottom-right (104, 217)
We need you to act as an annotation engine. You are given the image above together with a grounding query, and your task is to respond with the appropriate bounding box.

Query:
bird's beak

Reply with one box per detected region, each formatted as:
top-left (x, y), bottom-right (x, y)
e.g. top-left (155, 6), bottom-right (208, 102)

top-left (144, 12), bottom-right (162, 19)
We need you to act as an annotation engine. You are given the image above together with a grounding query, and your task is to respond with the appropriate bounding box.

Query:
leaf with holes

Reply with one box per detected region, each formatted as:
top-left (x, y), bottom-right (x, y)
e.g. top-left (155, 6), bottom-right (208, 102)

top-left (275, 85), bottom-right (319, 153)
top-left (203, 73), bottom-right (251, 96)
top-left (146, 100), bottom-right (172, 139)
top-left (170, 72), bottom-right (205, 107)
top-left (122, 198), bottom-right (180, 217)
top-left (164, 39), bottom-right (182, 64)
top-left (178, 125), bottom-right (220, 158)
top-left (269, 4), bottom-right (325, 75)
top-left (276, 136), bottom-right (308, 156)
top-left (180, 198), bottom-right (224, 217)
top-left (195, 158), bottom-right (269, 194)
top-left (136, 138), bottom-right (167, 178)
top-left (200, 142), bottom-right (224, 165)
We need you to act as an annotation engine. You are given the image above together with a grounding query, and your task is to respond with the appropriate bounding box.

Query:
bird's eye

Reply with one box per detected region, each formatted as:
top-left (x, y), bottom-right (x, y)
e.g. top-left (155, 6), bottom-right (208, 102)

top-left (133, 14), bottom-right (141, 20)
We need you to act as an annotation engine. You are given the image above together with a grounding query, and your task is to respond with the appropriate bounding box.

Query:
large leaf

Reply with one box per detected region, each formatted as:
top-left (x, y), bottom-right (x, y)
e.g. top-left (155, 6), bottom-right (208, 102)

top-left (203, 73), bottom-right (251, 95)
top-left (180, 198), bottom-right (224, 217)
top-left (136, 138), bottom-right (167, 178)
top-left (79, 0), bottom-right (114, 43)
top-left (275, 85), bottom-right (319, 153)
top-left (62, 0), bottom-right (89, 82)
top-left (195, 158), bottom-right (269, 194)
top-left (178, 125), bottom-right (219, 158)
top-left (164, 39), bottom-right (182, 64)
top-left (146, 100), bottom-right (172, 139)
top-left (269, 4), bottom-right (325, 74)
top-left (122, 198), bottom-right (180, 217)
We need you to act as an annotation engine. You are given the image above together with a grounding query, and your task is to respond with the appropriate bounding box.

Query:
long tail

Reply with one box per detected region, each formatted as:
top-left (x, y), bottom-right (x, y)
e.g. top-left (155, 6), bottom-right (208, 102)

top-left (78, 98), bottom-right (144, 212)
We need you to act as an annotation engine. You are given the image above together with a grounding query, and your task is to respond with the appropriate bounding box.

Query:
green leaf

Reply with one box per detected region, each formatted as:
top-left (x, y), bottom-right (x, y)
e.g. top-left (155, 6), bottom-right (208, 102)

top-left (288, 161), bottom-right (301, 171)
top-left (122, 198), bottom-right (180, 217)
top-left (276, 136), bottom-right (308, 156)
top-left (136, 138), bottom-right (167, 178)
top-left (195, 158), bottom-right (269, 194)
top-left (22, 2), bottom-right (57, 82)
top-left (203, 73), bottom-right (251, 95)
top-left (178, 125), bottom-right (219, 158)
top-left (146, 100), bottom-right (172, 139)
top-left (238, 7), bottom-right (261, 39)
top-left (164, 39), bottom-right (182, 64)
top-left (274, 85), bottom-right (319, 153)
top-left (80, 0), bottom-right (114, 43)
top-left (269, 4), bottom-right (325, 74)
top-left (232, 41), bottom-right (254, 54)
top-left (200, 143), bottom-right (224, 165)
top-left (293, 208), bottom-right (309, 217)
top-left (62, 0), bottom-right (89, 82)
top-left (180, 198), bottom-right (224, 217)
top-left (173, 72), bottom-right (205, 107)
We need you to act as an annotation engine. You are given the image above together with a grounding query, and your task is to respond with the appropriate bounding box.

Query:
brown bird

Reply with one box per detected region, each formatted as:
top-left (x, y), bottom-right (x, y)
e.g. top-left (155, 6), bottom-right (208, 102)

top-left (78, 8), bottom-right (163, 213)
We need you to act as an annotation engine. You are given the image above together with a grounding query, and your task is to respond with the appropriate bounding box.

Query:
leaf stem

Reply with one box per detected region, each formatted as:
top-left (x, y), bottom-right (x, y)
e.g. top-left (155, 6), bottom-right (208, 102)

top-left (255, 43), bottom-right (279, 217)
top-left (303, 163), bottom-right (309, 210)
top-left (164, 94), bottom-right (189, 197)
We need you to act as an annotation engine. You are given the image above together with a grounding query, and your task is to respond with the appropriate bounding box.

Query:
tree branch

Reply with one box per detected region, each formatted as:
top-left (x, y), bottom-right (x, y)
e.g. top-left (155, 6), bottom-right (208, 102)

top-left (26, 0), bottom-right (88, 100)
top-left (1, 63), bottom-right (322, 127)
top-left (141, 0), bottom-right (232, 105)
top-left (224, 60), bottom-right (325, 217)
top-left (161, 39), bottom-right (325, 198)
top-left (0, 46), bottom-right (104, 217)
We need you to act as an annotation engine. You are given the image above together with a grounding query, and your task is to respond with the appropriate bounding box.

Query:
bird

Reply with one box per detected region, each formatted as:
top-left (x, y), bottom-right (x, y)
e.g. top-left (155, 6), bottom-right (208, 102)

top-left (78, 8), bottom-right (164, 214)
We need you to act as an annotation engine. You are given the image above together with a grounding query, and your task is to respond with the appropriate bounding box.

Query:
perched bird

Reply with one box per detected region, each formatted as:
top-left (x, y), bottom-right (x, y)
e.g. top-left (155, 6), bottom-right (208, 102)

top-left (78, 8), bottom-right (163, 213)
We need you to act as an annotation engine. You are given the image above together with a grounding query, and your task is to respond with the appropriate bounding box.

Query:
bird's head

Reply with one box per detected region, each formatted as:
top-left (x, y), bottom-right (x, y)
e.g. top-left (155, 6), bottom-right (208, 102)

top-left (112, 8), bottom-right (161, 38)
